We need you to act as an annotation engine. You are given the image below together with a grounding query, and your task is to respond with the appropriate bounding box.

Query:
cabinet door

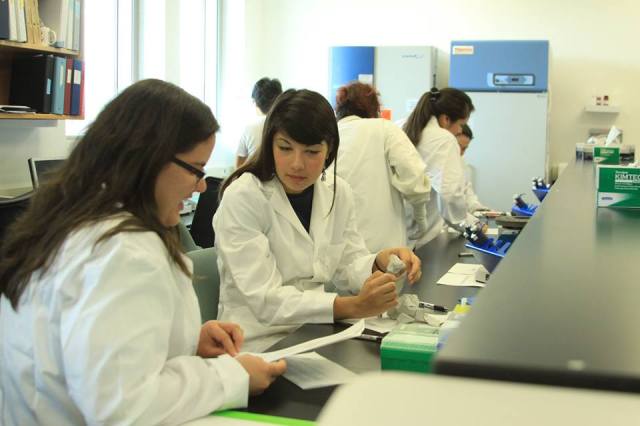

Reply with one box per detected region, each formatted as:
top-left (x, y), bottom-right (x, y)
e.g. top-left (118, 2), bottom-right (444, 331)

top-left (328, 46), bottom-right (374, 107)
top-left (465, 92), bottom-right (549, 211)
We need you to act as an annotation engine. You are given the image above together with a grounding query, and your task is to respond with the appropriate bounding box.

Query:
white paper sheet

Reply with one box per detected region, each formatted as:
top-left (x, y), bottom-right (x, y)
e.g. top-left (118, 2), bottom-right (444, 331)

top-left (437, 263), bottom-right (487, 288)
top-left (449, 263), bottom-right (483, 274)
top-left (340, 314), bottom-right (397, 334)
top-left (438, 272), bottom-right (484, 287)
top-left (283, 352), bottom-right (357, 389)
top-left (252, 320), bottom-right (365, 362)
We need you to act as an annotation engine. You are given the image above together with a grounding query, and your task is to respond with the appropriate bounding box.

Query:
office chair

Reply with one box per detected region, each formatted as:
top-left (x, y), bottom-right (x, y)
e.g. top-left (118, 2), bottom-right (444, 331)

top-left (186, 247), bottom-right (220, 323)
top-left (177, 221), bottom-right (200, 252)
top-left (190, 176), bottom-right (223, 248)
top-left (0, 191), bottom-right (33, 242)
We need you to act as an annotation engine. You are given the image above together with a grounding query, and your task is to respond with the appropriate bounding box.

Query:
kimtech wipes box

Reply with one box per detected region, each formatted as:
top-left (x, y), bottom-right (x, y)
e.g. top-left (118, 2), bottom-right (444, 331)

top-left (597, 165), bottom-right (640, 208)
top-left (594, 146), bottom-right (620, 165)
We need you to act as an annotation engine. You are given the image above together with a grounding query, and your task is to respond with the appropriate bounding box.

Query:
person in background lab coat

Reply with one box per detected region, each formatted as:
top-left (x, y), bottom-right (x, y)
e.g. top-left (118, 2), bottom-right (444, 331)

top-left (0, 79), bottom-right (285, 426)
top-left (215, 89), bottom-right (422, 352)
top-left (329, 82), bottom-right (430, 252)
top-left (457, 124), bottom-right (492, 213)
top-left (403, 87), bottom-right (483, 248)
top-left (236, 77), bottom-right (283, 169)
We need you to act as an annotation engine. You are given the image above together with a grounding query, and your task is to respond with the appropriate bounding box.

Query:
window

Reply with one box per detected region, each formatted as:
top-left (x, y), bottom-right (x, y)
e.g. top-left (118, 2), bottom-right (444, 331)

top-left (66, 0), bottom-right (218, 137)
top-left (65, 0), bottom-right (130, 137)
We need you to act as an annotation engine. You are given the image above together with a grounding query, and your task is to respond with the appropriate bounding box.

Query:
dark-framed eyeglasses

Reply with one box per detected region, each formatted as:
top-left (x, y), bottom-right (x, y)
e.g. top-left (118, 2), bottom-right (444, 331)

top-left (172, 157), bottom-right (206, 181)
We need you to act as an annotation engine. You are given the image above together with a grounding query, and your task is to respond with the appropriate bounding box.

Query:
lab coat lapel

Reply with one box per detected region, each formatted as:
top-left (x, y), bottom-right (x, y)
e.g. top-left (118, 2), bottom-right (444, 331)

top-left (309, 180), bottom-right (336, 282)
top-left (265, 178), bottom-right (313, 244)
top-left (309, 180), bottom-right (331, 246)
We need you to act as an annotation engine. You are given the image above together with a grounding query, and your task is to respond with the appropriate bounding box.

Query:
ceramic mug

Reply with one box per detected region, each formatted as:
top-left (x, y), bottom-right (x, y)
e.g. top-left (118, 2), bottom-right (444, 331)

top-left (39, 26), bottom-right (57, 46)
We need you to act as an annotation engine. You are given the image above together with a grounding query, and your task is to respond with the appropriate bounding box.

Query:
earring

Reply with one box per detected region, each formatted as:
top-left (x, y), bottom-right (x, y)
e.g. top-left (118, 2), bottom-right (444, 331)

top-left (321, 168), bottom-right (326, 182)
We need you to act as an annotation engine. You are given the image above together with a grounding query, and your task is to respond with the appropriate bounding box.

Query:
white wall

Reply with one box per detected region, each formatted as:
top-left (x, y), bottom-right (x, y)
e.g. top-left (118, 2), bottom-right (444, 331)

top-left (214, 0), bottom-right (249, 169)
top-left (223, 0), bottom-right (640, 172)
top-left (4, 0), bottom-right (637, 188)
top-left (0, 121), bottom-right (73, 191)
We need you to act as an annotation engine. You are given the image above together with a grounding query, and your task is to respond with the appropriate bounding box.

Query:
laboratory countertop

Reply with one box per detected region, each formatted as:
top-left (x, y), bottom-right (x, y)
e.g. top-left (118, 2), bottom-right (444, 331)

top-left (244, 232), bottom-right (478, 420)
top-left (434, 160), bottom-right (640, 392)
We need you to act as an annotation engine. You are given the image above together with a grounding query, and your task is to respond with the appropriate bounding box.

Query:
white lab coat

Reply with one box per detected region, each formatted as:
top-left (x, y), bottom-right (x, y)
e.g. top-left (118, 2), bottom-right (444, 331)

top-left (214, 173), bottom-right (376, 352)
top-left (236, 116), bottom-right (266, 158)
top-left (0, 215), bottom-right (248, 426)
top-left (461, 157), bottom-right (490, 212)
top-left (411, 116), bottom-right (479, 248)
top-left (329, 116), bottom-right (430, 252)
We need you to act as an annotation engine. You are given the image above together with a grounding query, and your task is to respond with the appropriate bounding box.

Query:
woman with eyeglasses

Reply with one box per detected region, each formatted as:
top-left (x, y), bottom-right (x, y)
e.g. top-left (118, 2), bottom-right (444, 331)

top-left (0, 79), bottom-right (286, 425)
top-left (214, 89), bottom-right (422, 352)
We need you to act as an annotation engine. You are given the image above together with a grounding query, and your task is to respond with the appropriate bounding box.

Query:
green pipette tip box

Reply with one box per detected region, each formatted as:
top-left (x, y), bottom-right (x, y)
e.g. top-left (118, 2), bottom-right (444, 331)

top-left (380, 323), bottom-right (439, 374)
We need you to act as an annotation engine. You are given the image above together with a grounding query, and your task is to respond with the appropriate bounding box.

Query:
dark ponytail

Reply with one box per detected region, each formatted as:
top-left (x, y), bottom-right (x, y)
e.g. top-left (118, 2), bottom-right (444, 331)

top-left (403, 87), bottom-right (474, 146)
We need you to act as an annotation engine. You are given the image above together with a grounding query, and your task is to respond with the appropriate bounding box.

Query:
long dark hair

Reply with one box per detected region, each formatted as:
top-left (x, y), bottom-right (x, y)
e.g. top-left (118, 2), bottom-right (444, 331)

top-left (0, 79), bottom-right (219, 309)
top-left (220, 89), bottom-right (339, 207)
top-left (403, 87), bottom-right (474, 146)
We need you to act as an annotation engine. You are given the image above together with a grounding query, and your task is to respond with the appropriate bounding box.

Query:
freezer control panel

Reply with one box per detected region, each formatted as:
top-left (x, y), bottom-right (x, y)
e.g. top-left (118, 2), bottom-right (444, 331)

top-left (491, 73), bottom-right (535, 87)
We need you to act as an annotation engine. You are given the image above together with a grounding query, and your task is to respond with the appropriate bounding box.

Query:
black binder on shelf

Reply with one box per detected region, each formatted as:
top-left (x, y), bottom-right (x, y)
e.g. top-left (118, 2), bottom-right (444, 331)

top-left (9, 54), bottom-right (55, 113)
top-left (0, 0), bottom-right (9, 40)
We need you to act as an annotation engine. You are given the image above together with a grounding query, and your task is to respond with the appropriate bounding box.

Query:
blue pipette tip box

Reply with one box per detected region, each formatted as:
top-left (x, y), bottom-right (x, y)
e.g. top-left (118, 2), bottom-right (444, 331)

top-left (464, 237), bottom-right (511, 273)
top-left (511, 204), bottom-right (537, 217)
top-left (532, 187), bottom-right (549, 202)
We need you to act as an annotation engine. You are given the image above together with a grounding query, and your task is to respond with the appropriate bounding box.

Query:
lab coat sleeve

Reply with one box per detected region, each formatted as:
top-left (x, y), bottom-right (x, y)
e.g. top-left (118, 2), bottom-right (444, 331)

top-left (429, 134), bottom-right (478, 228)
top-left (384, 120), bottom-right (431, 205)
top-left (464, 178), bottom-right (489, 212)
top-left (461, 157), bottom-right (489, 212)
top-left (60, 234), bottom-right (249, 425)
top-left (330, 182), bottom-right (377, 295)
top-left (215, 187), bottom-right (337, 326)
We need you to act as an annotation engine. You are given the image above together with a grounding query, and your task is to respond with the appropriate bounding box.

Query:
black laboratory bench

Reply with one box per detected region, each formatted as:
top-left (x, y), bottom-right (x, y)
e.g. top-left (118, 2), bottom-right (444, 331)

top-left (434, 160), bottom-right (640, 393)
top-left (246, 232), bottom-right (479, 420)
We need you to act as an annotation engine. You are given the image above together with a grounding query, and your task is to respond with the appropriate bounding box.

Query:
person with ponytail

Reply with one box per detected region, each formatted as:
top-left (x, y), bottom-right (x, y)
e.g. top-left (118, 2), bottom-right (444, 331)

top-left (329, 81), bottom-right (431, 252)
top-left (215, 89), bottom-right (422, 352)
top-left (0, 79), bottom-right (285, 425)
top-left (403, 87), bottom-right (482, 248)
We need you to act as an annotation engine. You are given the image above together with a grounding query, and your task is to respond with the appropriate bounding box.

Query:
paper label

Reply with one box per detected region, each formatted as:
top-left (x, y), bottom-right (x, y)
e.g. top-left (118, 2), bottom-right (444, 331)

top-left (358, 74), bottom-right (373, 85)
top-left (452, 45), bottom-right (474, 55)
top-left (74, 70), bottom-right (82, 85)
